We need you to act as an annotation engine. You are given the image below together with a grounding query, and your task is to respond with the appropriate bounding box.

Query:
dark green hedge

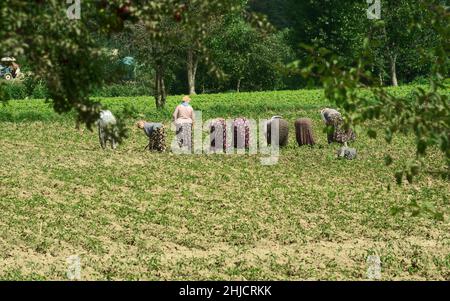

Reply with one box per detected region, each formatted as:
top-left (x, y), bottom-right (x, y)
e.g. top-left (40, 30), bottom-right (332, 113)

top-left (1, 81), bottom-right (151, 100)
top-left (2, 81), bottom-right (28, 99)
top-left (91, 83), bottom-right (151, 97)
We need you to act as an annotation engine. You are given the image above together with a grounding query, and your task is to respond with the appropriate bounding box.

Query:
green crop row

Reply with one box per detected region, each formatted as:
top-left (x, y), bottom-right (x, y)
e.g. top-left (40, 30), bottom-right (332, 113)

top-left (0, 85), bottom-right (436, 124)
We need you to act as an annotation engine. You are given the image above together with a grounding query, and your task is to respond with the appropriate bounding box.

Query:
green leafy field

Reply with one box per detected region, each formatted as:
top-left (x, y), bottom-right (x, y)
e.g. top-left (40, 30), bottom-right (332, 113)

top-left (0, 88), bottom-right (449, 280)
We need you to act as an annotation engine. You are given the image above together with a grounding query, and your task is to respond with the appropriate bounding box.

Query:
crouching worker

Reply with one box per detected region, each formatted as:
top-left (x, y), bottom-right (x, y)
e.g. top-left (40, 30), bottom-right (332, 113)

top-left (137, 121), bottom-right (167, 152)
top-left (320, 108), bottom-right (356, 146)
top-left (97, 110), bottom-right (119, 149)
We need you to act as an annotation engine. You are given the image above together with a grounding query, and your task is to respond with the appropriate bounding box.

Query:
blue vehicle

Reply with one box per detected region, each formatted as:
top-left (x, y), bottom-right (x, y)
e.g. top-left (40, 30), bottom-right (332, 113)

top-left (0, 57), bottom-right (19, 80)
top-left (0, 64), bottom-right (13, 80)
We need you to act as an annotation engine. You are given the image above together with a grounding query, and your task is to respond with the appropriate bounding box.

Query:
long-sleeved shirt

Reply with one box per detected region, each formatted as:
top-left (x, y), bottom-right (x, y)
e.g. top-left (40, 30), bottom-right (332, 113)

top-left (98, 110), bottom-right (116, 127)
top-left (173, 103), bottom-right (194, 124)
top-left (143, 122), bottom-right (163, 138)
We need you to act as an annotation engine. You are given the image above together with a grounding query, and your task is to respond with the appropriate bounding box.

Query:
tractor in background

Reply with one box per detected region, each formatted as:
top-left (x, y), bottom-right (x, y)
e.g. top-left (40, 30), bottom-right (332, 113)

top-left (0, 57), bottom-right (21, 80)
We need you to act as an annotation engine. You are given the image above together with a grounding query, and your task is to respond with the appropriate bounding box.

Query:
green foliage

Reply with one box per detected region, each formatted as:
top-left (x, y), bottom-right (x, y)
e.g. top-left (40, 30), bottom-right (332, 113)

top-left (0, 80), bottom-right (150, 100)
top-left (0, 0), bottom-right (248, 128)
top-left (366, 0), bottom-right (444, 85)
top-left (1, 78), bottom-right (49, 100)
top-left (1, 81), bottom-right (27, 100)
top-left (0, 89), bottom-right (329, 123)
top-left (204, 14), bottom-right (294, 92)
top-left (1, 88), bottom-right (449, 279)
top-left (411, 76), bottom-right (433, 85)
top-left (297, 1), bottom-right (449, 184)
top-left (32, 82), bottom-right (49, 99)
top-left (253, 0), bottom-right (446, 86)
top-left (91, 83), bottom-right (150, 98)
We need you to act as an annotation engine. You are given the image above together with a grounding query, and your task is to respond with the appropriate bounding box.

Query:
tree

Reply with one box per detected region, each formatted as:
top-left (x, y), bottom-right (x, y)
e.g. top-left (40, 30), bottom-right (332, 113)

top-left (177, 1), bottom-right (255, 95)
top-left (208, 16), bottom-right (253, 92)
top-left (254, 0), bottom-right (444, 87)
top-left (250, 0), bottom-right (368, 88)
top-left (0, 0), bottom-right (247, 128)
top-left (368, 0), bottom-right (435, 86)
top-left (178, 3), bottom-right (214, 95)
top-left (205, 14), bottom-right (294, 92)
top-left (121, 21), bottom-right (181, 109)
top-left (298, 1), bottom-right (449, 183)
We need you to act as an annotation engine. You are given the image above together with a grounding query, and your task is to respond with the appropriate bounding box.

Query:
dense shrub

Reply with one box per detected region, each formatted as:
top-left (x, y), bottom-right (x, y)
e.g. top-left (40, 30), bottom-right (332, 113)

top-left (32, 82), bottom-right (49, 99)
top-left (1, 81), bottom-right (151, 100)
top-left (410, 76), bottom-right (430, 85)
top-left (2, 81), bottom-right (27, 99)
top-left (410, 76), bottom-right (450, 86)
top-left (91, 83), bottom-right (151, 97)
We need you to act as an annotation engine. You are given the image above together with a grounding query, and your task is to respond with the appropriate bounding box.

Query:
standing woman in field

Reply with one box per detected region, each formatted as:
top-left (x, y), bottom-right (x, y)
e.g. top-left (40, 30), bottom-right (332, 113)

top-left (173, 96), bottom-right (194, 150)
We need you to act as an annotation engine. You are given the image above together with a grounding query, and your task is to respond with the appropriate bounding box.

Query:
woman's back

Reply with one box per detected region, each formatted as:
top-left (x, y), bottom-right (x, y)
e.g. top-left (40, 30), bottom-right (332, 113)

top-left (173, 103), bottom-right (193, 123)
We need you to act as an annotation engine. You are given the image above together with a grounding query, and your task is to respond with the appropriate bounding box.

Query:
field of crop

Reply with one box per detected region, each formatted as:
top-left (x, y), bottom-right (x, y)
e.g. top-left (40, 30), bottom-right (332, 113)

top-left (0, 87), bottom-right (449, 280)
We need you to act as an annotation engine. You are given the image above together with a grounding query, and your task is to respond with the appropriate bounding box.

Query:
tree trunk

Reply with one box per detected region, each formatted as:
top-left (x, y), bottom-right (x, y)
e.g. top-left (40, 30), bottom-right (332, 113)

top-left (390, 54), bottom-right (398, 87)
top-left (379, 72), bottom-right (384, 87)
top-left (187, 49), bottom-right (198, 95)
top-left (154, 63), bottom-right (166, 109)
top-left (382, 24), bottom-right (398, 87)
top-left (237, 78), bottom-right (242, 93)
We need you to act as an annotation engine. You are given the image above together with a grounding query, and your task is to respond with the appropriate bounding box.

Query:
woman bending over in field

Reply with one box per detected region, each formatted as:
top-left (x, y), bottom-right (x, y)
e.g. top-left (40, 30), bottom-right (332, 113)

top-left (320, 108), bottom-right (356, 146)
top-left (137, 120), bottom-right (166, 152)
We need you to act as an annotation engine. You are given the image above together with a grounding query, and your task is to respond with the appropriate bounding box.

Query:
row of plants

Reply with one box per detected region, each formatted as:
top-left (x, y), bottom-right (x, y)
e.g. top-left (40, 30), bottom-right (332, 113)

top-left (3, 78), bottom-right (446, 101)
top-left (0, 80), bottom-right (153, 100)
top-left (1, 85), bottom-right (437, 124)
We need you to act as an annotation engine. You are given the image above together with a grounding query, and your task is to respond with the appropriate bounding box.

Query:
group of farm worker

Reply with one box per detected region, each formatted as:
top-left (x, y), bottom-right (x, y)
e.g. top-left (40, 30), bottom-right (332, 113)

top-left (97, 95), bottom-right (357, 159)
top-left (135, 95), bottom-right (193, 152)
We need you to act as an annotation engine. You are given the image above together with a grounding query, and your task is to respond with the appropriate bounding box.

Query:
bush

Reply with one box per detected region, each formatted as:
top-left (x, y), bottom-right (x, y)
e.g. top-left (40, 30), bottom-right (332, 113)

top-left (410, 76), bottom-right (430, 85)
top-left (411, 76), bottom-right (450, 87)
top-left (2, 81), bottom-right (28, 100)
top-left (22, 77), bottom-right (37, 96)
top-left (32, 82), bottom-right (49, 99)
top-left (0, 80), bottom-right (48, 100)
top-left (91, 83), bottom-right (151, 97)
top-left (1, 80), bottom-right (151, 100)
